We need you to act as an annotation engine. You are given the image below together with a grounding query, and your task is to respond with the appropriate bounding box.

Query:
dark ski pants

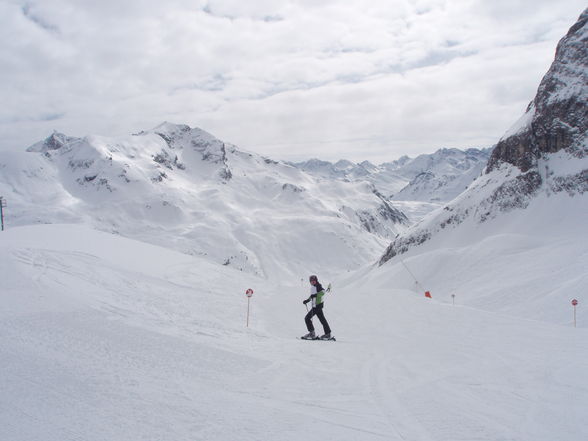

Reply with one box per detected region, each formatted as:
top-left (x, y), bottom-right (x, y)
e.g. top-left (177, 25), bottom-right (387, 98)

top-left (305, 304), bottom-right (331, 334)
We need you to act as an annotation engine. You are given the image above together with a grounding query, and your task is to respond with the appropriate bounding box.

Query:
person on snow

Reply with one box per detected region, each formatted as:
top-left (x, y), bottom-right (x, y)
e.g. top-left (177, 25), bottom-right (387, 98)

top-left (301, 275), bottom-right (332, 340)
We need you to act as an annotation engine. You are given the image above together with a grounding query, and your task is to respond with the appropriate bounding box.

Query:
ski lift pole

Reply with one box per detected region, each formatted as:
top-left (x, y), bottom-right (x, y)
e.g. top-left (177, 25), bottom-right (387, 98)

top-left (400, 259), bottom-right (424, 292)
top-left (0, 197), bottom-right (6, 231)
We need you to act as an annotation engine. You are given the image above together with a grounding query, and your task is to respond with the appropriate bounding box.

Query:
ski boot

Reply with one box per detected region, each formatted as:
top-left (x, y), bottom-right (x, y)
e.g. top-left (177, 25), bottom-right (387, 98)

top-left (301, 331), bottom-right (316, 340)
top-left (319, 333), bottom-right (331, 340)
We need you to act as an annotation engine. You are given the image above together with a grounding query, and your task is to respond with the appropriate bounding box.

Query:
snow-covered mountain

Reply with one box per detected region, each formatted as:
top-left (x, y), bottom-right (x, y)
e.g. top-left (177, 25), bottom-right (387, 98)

top-left (388, 148), bottom-right (491, 202)
top-left (291, 147), bottom-right (491, 220)
top-left (291, 148), bottom-right (490, 199)
top-left (377, 8), bottom-right (588, 320)
top-left (0, 122), bottom-right (408, 280)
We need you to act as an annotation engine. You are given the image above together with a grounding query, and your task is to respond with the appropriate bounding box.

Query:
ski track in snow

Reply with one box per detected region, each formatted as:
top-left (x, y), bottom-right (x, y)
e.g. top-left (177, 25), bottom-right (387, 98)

top-left (1, 224), bottom-right (587, 441)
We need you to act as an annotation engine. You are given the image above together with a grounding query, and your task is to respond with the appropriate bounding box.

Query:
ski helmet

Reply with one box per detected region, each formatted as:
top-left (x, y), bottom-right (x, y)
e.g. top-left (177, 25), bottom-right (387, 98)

top-left (309, 275), bottom-right (318, 282)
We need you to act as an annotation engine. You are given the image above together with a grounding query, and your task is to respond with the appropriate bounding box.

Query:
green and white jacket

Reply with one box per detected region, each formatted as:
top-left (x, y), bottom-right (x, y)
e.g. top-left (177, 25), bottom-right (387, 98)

top-left (307, 282), bottom-right (326, 308)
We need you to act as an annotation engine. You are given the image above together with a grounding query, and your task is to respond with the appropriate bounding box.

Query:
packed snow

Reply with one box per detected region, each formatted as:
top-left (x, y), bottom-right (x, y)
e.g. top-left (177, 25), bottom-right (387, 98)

top-left (1, 221), bottom-right (586, 441)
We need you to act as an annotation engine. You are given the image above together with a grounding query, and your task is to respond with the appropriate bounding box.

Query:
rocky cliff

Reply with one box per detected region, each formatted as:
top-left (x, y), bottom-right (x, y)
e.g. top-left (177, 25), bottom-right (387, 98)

top-left (488, 8), bottom-right (588, 174)
top-left (379, 8), bottom-right (588, 265)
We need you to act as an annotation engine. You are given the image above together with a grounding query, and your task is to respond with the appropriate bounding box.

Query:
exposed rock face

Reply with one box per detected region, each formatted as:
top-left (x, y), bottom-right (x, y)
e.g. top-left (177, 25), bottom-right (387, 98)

top-left (379, 9), bottom-right (588, 266)
top-left (26, 131), bottom-right (81, 153)
top-left (488, 8), bottom-right (588, 173)
top-left (152, 122), bottom-right (232, 181)
top-left (373, 188), bottom-right (409, 225)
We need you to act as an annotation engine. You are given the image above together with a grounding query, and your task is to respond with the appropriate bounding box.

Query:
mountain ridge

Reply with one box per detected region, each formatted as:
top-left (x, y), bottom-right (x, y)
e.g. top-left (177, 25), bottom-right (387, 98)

top-left (1, 122), bottom-right (410, 280)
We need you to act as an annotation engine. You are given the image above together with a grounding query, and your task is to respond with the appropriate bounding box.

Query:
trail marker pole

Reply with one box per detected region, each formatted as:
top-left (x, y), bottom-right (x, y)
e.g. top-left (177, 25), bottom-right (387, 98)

top-left (572, 299), bottom-right (578, 328)
top-left (0, 197), bottom-right (6, 231)
top-left (245, 289), bottom-right (254, 327)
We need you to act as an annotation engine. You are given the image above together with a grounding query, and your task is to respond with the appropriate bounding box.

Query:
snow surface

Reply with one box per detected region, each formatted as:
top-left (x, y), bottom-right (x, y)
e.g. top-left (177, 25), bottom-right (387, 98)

top-left (1, 224), bottom-right (586, 441)
top-left (499, 102), bottom-right (535, 141)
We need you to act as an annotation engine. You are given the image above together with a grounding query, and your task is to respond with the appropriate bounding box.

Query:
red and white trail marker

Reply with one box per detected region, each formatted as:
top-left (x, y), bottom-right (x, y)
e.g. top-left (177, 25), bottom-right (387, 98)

top-left (245, 289), bottom-right (254, 327)
top-left (571, 299), bottom-right (578, 328)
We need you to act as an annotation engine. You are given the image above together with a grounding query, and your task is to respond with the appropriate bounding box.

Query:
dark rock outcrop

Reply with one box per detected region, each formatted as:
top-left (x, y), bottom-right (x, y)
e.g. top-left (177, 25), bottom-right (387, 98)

top-left (488, 8), bottom-right (588, 172)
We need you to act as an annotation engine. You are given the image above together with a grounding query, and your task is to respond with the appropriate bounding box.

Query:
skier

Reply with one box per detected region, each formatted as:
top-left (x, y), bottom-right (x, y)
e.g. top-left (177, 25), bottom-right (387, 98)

top-left (301, 275), bottom-right (332, 340)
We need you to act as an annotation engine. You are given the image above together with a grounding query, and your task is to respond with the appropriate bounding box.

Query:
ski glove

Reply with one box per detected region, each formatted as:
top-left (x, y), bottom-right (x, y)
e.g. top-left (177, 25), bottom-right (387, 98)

top-left (303, 299), bottom-right (310, 305)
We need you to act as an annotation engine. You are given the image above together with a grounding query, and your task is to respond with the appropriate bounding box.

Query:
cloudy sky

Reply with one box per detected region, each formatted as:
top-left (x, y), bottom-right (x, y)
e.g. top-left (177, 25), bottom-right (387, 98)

top-left (1, 0), bottom-right (585, 162)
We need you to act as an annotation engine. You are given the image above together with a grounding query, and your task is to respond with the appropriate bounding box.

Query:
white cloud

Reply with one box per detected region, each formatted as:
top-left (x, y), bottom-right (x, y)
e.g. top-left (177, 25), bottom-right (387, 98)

top-left (0, 0), bottom-right (586, 162)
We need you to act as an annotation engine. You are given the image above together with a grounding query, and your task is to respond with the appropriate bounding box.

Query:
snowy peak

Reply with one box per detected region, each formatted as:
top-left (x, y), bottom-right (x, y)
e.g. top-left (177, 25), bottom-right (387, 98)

top-left (358, 160), bottom-right (378, 173)
top-left (26, 131), bottom-right (81, 153)
top-left (394, 148), bottom-right (489, 179)
top-left (150, 122), bottom-right (225, 158)
top-left (333, 159), bottom-right (355, 171)
top-left (291, 158), bottom-right (345, 179)
top-left (143, 122), bottom-right (232, 179)
top-left (488, 8), bottom-right (588, 173)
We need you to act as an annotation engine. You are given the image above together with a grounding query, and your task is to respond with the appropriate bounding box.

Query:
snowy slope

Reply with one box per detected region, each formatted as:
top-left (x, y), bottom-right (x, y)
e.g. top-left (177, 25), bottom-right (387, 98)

top-left (377, 175), bottom-right (588, 323)
top-left (378, 152), bottom-right (588, 326)
top-left (1, 224), bottom-right (586, 441)
top-left (0, 123), bottom-right (408, 280)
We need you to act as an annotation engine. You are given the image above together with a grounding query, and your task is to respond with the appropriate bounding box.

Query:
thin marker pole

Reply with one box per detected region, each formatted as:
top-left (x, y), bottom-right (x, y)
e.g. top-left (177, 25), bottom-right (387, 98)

top-left (0, 197), bottom-right (5, 231)
top-left (572, 299), bottom-right (578, 328)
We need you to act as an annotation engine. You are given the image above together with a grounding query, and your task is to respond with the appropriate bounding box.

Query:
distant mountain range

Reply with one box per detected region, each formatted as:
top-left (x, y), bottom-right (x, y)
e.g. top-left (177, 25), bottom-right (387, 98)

top-left (290, 147), bottom-right (491, 203)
